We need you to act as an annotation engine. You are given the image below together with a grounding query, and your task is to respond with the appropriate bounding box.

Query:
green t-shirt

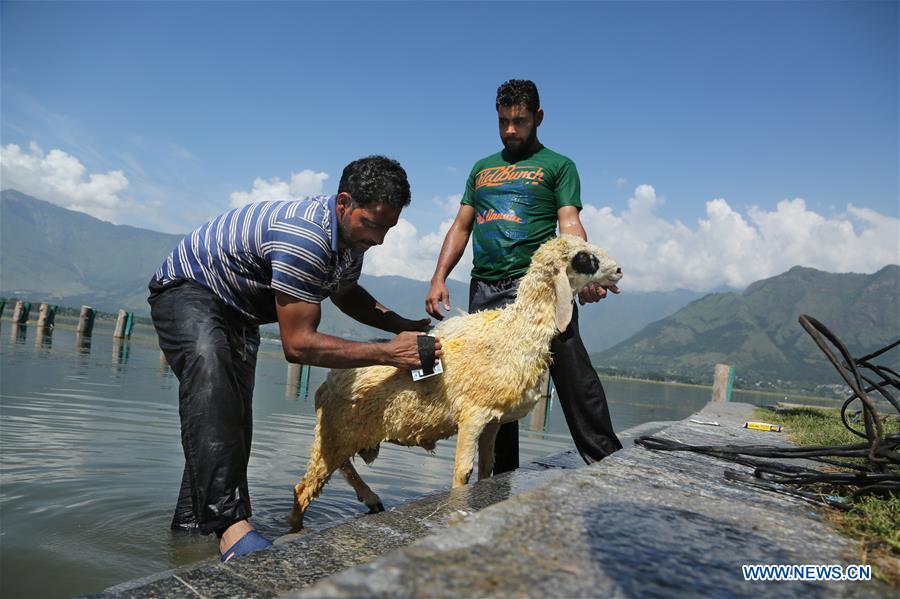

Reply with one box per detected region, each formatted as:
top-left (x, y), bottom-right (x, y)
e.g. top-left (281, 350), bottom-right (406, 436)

top-left (462, 146), bottom-right (581, 281)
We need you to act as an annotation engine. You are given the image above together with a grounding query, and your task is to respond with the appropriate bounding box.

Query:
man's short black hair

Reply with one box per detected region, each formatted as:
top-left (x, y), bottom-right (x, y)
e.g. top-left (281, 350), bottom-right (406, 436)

top-left (496, 79), bottom-right (540, 114)
top-left (338, 155), bottom-right (411, 209)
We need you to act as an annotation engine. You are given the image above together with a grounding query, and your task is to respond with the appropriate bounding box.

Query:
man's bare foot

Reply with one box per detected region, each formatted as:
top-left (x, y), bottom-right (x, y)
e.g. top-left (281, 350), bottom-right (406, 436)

top-left (219, 520), bottom-right (254, 558)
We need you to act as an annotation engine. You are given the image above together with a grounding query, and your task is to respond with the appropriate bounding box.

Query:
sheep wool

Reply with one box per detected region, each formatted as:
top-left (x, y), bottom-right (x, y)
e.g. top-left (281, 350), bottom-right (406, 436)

top-left (292, 234), bottom-right (623, 526)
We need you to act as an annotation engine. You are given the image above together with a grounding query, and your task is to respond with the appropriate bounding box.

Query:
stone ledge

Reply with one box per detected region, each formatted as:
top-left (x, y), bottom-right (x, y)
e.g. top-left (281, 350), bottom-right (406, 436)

top-left (290, 402), bottom-right (890, 598)
top-left (89, 403), bottom-right (890, 598)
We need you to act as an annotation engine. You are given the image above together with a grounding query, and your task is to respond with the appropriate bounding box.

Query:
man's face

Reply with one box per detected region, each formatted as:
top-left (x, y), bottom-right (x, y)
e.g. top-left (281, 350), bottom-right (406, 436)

top-left (498, 103), bottom-right (542, 156)
top-left (335, 193), bottom-right (401, 253)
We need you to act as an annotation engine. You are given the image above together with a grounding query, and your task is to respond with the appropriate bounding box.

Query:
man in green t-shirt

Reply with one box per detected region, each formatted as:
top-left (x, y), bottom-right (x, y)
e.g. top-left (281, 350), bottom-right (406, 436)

top-left (426, 79), bottom-right (622, 473)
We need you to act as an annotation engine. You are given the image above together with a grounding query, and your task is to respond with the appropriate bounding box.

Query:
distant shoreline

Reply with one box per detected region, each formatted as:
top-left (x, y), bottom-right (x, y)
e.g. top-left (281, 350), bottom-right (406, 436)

top-left (0, 314), bottom-right (838, 402)
top-left (596, 373), bottom-right (835, 402)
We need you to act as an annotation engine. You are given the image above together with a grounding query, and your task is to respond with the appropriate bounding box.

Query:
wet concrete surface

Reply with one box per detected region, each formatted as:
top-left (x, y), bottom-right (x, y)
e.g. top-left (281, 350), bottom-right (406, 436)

top-left (89, 443), bottom-right (600, 598)
top-left (87, 404), bottom-right (891, 598)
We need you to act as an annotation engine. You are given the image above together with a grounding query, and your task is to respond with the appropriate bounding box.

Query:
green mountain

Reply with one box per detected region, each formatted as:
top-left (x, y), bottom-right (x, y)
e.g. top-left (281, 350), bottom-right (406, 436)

top-left (595, 265), bottom-right (900, 387)
top-left (0, 189), bottom-right (700, 352)
top-left (0, 189), bottom-right (184, 314)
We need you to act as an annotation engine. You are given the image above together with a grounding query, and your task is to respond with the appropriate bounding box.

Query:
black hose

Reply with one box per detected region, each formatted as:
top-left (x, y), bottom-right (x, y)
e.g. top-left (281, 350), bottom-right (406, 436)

top-left (635, 315), bottom-right (899, 508)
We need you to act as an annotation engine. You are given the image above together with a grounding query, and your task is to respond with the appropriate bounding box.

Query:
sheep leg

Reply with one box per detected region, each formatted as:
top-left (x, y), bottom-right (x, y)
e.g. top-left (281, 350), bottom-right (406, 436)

top-left (477, 421), bottom-right (501, 480)
top-left (338, 460), bottom-right (384, 513)
top-left (452, 419), bottom-right (488, 488)
top-left (290, 435), bottom-right (337, 531)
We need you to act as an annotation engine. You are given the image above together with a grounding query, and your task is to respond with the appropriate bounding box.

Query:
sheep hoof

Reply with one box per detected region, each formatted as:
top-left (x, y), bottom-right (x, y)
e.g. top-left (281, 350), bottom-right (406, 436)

top-left (367, 502), bottom-right (385, 514)
top-left (287, 505), bottom-right (305, 533)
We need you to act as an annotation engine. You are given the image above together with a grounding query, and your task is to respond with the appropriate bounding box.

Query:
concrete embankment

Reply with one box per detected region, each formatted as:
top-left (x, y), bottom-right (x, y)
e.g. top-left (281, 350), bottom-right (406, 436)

top-left (90, 403), bottom-right (890, 598)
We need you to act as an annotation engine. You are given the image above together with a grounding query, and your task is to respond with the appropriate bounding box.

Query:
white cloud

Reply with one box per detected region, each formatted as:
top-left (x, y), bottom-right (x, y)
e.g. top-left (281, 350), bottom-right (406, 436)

top-left (432, 193), bottom-right (463, 218)
top-left (366, 184), bottom-right (898, 292)
top-left (363, 216), bottom-right (473, 283)
top-left (168, 142), bottom-right (197, 161)
top-left (0, 142), bottom-right (131, 222)
top-left (580, 185), bottom-right (900, 292)
top-left (615, 177), bottom-right (627, 188)
top-left (229, 169), bottom-right (329, 207)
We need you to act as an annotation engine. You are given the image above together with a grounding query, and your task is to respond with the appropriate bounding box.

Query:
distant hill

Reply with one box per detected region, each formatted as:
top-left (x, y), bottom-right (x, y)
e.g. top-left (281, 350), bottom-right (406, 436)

top-left (578, 288), bottom-right (707, 351)
top-left (595, 265), bottom-right (900, 386)
top-left (9, 189), bottom-right (895, 386)
top-left (323, 276), bottom-right (706, 352)
top-left (0, 189), bottom-right (702, 352)
top-left (0, 189), bottom-right (183, 314)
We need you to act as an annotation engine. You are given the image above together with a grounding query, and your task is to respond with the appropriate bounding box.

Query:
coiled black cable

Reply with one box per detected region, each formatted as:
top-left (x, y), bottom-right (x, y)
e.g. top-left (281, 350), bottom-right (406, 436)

top-left (635, 315), bottom-right (899, 510)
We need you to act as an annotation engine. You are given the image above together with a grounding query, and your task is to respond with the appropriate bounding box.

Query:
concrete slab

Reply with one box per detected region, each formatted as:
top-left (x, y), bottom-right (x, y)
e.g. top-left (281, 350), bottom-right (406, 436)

top-left (91, 402), bottom-right (892, 598)
top-left (289, 402), bottom-right (891, 598)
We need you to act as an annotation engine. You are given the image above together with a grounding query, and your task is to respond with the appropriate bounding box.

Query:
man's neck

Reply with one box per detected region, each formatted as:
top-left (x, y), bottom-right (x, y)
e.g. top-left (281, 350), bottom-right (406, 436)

top-left (503, 141), bottom-right (543, 163)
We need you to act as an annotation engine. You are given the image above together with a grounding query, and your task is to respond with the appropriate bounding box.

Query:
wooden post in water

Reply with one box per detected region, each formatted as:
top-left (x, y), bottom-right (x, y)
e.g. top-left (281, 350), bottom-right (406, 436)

top-left (529, 371), bottom-right (552, 432)
top-left (11, 301), bottom-right (22, 323)
top-left (286, 363), bottom-right (312, 400)
top-left (124, 311), bottom-right (134, 337)
top-left (113, 309), bottom-right (133, 339)
top-left (286, 363), bottom-right (301, 399)
top-left (299, 364), bottom-right (311, 400)
top-left (712, 363), bottom-right (735, 402)
top-left (12, 300), bottom-right (31, 324)
top-left (77, 306), bottom-right (96, 336)
top-left (36, 303), bottom-right (57, 328)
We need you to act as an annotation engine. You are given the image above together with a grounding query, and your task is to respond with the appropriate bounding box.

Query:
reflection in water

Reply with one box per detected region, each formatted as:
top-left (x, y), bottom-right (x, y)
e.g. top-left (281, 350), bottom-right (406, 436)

top-left (158, 350), bottom-right (171, 375)
top-left (164, 532), bottom-right (217, 569)
top-left (76, 333), bottom-right (92, 354)
top-left (10, 324), bottom-right (27, 344)
top-left (112, 339), bottom-right (130, 369)
top-left (35, 326), bottom-right (53, 351)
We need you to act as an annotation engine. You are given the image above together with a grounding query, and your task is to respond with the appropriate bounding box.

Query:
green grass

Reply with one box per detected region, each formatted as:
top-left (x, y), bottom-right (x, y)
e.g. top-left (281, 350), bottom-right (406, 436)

top-left (755, 405), bottom-right (899, 584)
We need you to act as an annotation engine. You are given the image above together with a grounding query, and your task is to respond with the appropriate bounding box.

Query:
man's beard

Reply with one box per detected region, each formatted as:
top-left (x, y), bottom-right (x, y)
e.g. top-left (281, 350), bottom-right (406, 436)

top-left (503, 128), bottom-right (538, 160)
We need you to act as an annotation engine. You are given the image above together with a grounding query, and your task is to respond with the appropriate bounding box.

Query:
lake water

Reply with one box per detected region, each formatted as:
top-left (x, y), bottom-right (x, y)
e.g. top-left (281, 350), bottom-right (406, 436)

top-left (0, 315), bottom-right (841, 598)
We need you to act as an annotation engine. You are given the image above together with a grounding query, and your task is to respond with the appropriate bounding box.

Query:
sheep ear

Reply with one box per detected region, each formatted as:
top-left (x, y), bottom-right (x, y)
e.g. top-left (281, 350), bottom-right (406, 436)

top-left (553, 267), bottom-right (573, 332)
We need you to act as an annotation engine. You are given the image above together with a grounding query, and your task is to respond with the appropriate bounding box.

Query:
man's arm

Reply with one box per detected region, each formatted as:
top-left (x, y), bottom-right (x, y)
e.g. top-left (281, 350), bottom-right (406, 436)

top-left (331, 281), bottom-right (431, 334)
top-left (275, 291), bottom-right (439, 369)
top-left (426, 204), bottom-right (476, 320)
top-left (557, 205), bottom-right (620, 305)
top-left (558, 205), bottom-right (588, 241)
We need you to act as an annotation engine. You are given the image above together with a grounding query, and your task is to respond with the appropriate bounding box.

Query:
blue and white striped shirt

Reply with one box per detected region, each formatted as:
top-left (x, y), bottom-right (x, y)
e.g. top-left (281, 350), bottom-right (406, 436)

top-left (155, 195), bottom-right (362, 323)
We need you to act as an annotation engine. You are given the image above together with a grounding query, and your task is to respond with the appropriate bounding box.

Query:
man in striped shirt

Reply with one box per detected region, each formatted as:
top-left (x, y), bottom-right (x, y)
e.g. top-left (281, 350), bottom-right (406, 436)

top-left (149, 156), bottom-right (439, 562)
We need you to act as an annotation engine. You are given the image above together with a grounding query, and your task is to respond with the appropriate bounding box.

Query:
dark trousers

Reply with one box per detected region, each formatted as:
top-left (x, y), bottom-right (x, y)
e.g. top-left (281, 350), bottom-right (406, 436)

top-left (148, 278), bottom-right (260, 536)
top-left (469, 277), bottom-right (623, 474)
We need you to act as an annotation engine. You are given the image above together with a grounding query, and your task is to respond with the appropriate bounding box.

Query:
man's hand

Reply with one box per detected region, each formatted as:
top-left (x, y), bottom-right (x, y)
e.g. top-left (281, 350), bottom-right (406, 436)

top-left (383, 331), bottom-right (443, 370)
top-left (425, 280), bottom-right (451, 320)
top-left (577, 283), bottom-right (620, 305)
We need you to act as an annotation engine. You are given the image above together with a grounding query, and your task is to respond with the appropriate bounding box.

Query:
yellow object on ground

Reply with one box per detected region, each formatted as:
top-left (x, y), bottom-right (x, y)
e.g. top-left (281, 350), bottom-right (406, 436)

top-left (743, 421), bottom-right (783, 432)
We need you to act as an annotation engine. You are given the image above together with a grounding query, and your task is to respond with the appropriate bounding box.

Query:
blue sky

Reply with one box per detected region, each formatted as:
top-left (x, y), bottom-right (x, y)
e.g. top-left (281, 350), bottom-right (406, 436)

top-left (2, 1), bottom-right (898, 291)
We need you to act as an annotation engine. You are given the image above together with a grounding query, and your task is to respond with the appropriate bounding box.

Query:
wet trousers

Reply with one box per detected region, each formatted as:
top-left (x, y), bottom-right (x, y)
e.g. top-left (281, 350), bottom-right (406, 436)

top-left (469, 277), bottom-right (623, 474)
top-left (148, 278), bottom-right (260, 536)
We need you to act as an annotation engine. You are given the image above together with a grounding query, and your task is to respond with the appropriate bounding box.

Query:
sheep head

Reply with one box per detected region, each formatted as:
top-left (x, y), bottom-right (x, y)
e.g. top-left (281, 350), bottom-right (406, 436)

top-left (529, 234), bottom-right (623, 332)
